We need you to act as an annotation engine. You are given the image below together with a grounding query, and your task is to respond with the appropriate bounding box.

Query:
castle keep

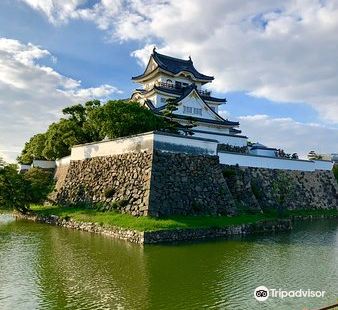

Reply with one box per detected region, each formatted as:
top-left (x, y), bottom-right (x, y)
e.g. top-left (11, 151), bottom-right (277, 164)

top-left (52, 50), bottom-right (337, 217)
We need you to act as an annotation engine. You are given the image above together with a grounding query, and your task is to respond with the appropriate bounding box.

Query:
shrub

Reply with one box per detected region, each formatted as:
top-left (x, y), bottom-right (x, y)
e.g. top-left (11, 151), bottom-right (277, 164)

top-left (104, 187), bottom-right (115, 198)
top-left (222, 167), bottom-right (237, 178)
top-left (333, 165), bottom-right (338, 183)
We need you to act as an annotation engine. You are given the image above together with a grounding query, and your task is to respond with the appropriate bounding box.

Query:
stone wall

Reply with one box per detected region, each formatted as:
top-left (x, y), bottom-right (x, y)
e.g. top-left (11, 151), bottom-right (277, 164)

top-left (54, 164), bottom-right (69, 191)
top-left (54, 150), bottom-right (338, 217)
top-left (224, 167), bottom-right (338, 212)
top-left (55, 151), bottom-right (152, 216)
top-left (16, 212), bottom-right (294, 244)
top-left (148, 151), bottom-right (236, 216)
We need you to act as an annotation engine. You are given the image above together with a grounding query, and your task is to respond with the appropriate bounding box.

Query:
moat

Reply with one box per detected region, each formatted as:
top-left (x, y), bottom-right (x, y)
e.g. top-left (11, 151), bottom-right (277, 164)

top-left (0, 214), bottom-right (337, 310)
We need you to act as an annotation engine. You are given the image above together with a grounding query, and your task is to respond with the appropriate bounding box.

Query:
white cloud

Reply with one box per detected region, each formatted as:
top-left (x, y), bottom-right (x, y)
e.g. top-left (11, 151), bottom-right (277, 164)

top-left (23, 0), bottom-right (338, 124)
top-left (238, 114), bottom-right (338, 158)
top-left (20, 0), bottom-right (87, 24)
top-left (0, 38), bottom-right (120, 162)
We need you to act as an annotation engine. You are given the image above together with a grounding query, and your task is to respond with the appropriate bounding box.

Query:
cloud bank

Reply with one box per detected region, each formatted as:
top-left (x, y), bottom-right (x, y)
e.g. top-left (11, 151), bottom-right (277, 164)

top-left (0, 37), bottom-right (120, 162)
top-left (22, 0), bottom-right (338, 124)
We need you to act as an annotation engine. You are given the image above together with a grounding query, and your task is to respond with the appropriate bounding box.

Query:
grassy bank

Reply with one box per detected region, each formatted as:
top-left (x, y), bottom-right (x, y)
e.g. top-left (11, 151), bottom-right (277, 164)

top-left (29, 205), bottom-right (338, 232)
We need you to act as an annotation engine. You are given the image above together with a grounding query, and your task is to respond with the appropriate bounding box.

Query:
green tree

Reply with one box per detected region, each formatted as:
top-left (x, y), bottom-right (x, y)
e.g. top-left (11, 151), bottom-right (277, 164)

top-left (18, 100), bottom-right (170, 162)
top-left (17, 133), bottom-right (47, 164)
top-left (162, 98), bottom-right (180, 133)
top-left (0, 156), bottom-right (6, 169)
top-left (23, 168), bottom-right (54, 203)
top-left (0, 165), bottom-right (31, 213)
top-left (93, 100), bottom-right (168, 139)
top-left (333, 165), bottom-right (338, 183)
top-left (42, 119), bottom-right (85, 159)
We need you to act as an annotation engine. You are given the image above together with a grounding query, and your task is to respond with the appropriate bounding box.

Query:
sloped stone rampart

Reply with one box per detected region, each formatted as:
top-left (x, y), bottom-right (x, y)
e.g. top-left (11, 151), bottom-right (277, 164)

top-left (54, 150), bottom-right (338, 217)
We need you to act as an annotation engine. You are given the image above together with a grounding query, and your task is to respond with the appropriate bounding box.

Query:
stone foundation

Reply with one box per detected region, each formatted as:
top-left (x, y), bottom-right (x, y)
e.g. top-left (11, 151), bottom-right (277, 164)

top-left (54, 150), bottom-right (338, 217)
top-left (16, 213), bottom-right (294, 244)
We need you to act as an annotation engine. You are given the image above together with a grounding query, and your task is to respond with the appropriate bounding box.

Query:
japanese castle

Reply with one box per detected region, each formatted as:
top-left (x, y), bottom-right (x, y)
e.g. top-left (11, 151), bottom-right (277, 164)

top-left (131, 48), bottom-right (247, 148)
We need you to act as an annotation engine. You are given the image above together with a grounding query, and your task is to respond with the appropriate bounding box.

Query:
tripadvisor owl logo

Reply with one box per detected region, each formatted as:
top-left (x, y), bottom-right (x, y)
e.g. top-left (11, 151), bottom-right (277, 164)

top-left (254, 286), bottom-right (269, 301)
top-left (254, 286), bottom-right (326, 301)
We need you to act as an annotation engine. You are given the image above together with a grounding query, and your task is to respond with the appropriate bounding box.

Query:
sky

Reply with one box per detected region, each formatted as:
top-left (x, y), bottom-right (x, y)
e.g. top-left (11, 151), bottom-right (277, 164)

top-left (0, 0), bottom-right (338, 162)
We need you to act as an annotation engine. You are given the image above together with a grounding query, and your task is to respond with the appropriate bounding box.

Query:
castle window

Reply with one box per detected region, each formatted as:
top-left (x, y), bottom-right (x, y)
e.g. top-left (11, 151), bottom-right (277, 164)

top-left (193, 108), bottom-right (202, 115)
top-left (183, 106), bottom-right (192, 114)
top-left (175, 81), bottom-right (182, 89)
top-left (160, 97), bottom-right (166, 103)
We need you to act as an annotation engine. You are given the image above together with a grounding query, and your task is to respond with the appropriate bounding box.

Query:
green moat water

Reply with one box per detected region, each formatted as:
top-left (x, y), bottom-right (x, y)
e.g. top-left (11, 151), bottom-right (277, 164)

top-left (0, 214), bottom-right (337, 310)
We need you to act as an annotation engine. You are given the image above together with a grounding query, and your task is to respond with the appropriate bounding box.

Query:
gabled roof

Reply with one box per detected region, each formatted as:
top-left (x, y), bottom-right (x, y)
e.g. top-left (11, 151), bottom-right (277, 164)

top-left (145, 84), bottom-right (239, 127)
top-left (250, 143), bottom-right (277, 151)
top-left (133, 85), bottom-right (226, 104)
top-left (132, 48), bottom-right (214, 82)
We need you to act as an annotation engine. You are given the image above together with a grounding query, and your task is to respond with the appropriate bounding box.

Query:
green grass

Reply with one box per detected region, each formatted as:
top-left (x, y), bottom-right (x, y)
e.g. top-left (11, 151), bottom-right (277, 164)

top-left (29, 205), bottom-right (338, 232)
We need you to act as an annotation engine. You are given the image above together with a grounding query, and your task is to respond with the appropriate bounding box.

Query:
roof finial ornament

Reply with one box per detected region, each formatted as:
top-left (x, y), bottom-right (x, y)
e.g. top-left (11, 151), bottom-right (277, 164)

top-left (188, 55), bottom-right (192, 62)
top-left (153, 46), bottom-right (156, 53)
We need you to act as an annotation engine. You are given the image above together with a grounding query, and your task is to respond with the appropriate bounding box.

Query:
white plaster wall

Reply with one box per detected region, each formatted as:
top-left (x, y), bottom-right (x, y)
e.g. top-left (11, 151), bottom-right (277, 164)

top-left (154, 132), bottom-right (218, 155)
top-left (250, 148), bottom-right (277, 157)
top-left (56, 156), bottom-right (71, 167)
top-left (194, 131), bottom-right (247, 147)
top-left (71, 133), bottom-right (154, 160)
top-left (174, 93), bottom-right (217, 120)
top-left (194, 125), bottom-right (230, 134)
top-left (313, 160), bottom-right (334, 170)
top-left (32, 160), bottom-right (56, 169)
top-left (218, 152), bottom-right (324, 171)
top-left (18, 164), bottom-right (30, 172)
top-left (70, 132), bottom-right (218, 160)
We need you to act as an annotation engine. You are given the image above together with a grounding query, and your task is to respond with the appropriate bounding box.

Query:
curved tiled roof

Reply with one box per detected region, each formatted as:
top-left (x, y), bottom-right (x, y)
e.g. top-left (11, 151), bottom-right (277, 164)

top-left (154, 85), bottom-right (226, 103)
top-left (132, 49), bottom-right (214, 81)
top-left (133, 85), bottom-right (226, 103)
top-left (143, 84), bottom-right (239, 127)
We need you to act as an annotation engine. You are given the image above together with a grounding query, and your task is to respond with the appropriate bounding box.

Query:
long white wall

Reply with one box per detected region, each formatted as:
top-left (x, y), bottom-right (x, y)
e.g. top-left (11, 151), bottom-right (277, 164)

top-left (68, 131), bottom-right (333, 171)
top-left (70, 131), bottom-right (218, 160)
top-left (219, 151), bottom-right (333, 171)
top-left (193, 131), bottom-right (247, 147)
top-left (55, 156), bottom-right (71, 167)
top-left (71, 132), bottom-right (154, 160)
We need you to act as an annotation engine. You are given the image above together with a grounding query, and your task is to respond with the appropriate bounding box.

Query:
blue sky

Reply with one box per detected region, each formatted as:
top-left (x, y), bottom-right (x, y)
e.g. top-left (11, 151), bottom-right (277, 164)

top-left (0, 0), bottom-right (338, 161)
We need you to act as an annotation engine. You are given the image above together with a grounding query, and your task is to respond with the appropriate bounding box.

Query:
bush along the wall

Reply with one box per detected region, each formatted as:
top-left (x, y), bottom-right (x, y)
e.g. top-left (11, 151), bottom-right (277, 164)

top-left (333, 165), bottom-right (338, 183)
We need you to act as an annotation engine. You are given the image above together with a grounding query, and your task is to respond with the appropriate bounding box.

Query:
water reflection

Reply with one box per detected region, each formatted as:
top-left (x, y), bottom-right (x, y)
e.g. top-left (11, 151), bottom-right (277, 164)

top-left (0, 216), bottom-right (337, 310)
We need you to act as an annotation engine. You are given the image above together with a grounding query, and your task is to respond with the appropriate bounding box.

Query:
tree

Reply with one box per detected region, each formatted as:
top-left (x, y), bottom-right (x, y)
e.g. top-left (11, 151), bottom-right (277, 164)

top-left (181, 116), bottom-right (196, 136)
top-left (23, 168), bottom-right (54, 203)
top-left (0, 156), bottom-right (6, 169)
top-left (42, 119), bottom-right (86, 160)
top-left (17, 133), bottom-right (47, 164)
top-left (93, 100), bottom-right (168, 139)
top-left (18, 100), bottom-right (170, 162)
top-left (333, 165), bottom-right (338, 183)
top-left (161, 98), bottom-right (181, 133)
top-left (0, 165), bottom-right (31, 213)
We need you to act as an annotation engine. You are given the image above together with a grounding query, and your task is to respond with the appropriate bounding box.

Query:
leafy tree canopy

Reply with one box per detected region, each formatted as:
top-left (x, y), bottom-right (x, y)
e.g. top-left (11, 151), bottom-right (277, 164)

top-left (93, 100), bottom-right (168, 139)
top-left (0, 166), bottom-right (54, 212)
top-left (18, 100), bottom-right (169, 164)
top-left (18, 133), bottom-right (46, 164)
top-left (0, 165), bottom-right (31, 212)
top-left (23, 168), bottom-right (55, 204)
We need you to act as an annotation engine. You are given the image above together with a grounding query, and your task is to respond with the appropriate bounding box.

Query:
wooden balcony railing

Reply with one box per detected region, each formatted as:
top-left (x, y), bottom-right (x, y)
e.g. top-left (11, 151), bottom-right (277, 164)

top-left (155, 81), bottom-right (211, 96)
